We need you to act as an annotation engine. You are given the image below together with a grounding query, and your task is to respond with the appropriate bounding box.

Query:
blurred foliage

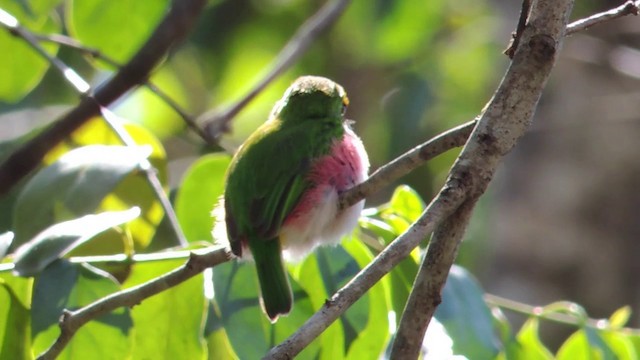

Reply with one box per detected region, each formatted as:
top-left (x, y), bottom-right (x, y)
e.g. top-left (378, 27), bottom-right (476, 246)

top-left (0, 0), bottom-right (636, 359)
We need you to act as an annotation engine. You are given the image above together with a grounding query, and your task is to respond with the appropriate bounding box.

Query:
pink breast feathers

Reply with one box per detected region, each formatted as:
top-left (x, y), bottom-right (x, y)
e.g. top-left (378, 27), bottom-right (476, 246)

top-left (279, 126), bottom-right (370, 261)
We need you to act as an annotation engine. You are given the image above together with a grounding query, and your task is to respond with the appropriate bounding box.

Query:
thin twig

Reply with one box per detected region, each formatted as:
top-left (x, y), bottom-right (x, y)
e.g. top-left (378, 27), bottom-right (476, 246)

top-left (37, 247), bottom-right (232, 360)
top-left (1, 9), bottom-right (191, 247)
top-left (566, 0), bottom-right (639, 35)
top-left (504, 0), bottom-right (532, 58)
top-left (485, 294), bottom-right (640, 335)
top-left (200, 0), bottom-right (351, 141)
top-left (34, 33), bottom-right (209, 141)
top-left (0, 0), bottom-right (206, 196)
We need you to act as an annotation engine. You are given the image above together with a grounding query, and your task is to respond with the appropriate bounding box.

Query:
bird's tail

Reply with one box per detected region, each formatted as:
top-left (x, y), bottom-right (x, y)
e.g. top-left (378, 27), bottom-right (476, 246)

top-left (250, 239), bottom-right (292, 322)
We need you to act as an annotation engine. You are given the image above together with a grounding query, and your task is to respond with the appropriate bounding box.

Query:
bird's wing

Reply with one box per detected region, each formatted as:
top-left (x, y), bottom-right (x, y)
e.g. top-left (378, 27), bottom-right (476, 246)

top-left (225, 122), bottom-right (318, 245)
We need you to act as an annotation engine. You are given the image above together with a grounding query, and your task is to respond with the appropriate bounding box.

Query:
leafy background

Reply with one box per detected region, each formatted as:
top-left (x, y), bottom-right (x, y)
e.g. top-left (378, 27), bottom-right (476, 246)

top-left (1, 0), bottom-right (640, 359)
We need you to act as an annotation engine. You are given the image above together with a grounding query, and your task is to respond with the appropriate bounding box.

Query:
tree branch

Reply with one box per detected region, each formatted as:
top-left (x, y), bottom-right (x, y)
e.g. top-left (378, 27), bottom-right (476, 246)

top-left (37, 247), bottom-right (231, 360)
top-left (504, 0), bottom-right (532, 58)
top-left (0, 0), bottom-right (206, 196)
top-left (390, 201), bottom-right (474, 358)
top-left (566, 0), bottom-right (639, 35)
top-left (267, 0), bottom-right (574, 357)
top-left (388, 0), bottom-right (575, 356)
top-left (33, 33), bottom-right (208, 142)
top-left (199, 0), bottom-right (351, 141)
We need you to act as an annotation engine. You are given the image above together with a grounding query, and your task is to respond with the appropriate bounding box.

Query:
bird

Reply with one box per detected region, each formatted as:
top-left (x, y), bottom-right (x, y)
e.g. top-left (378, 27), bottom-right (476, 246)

top-left (218, 76), bottom-right (369, 322)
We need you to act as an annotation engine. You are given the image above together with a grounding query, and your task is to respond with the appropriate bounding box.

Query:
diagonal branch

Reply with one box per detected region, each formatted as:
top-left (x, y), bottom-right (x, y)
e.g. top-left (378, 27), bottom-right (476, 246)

top-left (199, 0), bottom-right (351, 141)
top-left (0, 0), bottom-right (206, 197)
top-left (389, 0), bottom-right (575, 357)
top-left (34, 33), bottom-right (208, 141)
top-left (390, 201), bottom-right (474, 358)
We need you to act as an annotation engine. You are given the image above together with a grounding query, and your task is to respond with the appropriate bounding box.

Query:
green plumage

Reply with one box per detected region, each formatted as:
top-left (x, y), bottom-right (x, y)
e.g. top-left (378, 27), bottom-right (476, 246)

top-left (223, 76), bottom-right (348, 321)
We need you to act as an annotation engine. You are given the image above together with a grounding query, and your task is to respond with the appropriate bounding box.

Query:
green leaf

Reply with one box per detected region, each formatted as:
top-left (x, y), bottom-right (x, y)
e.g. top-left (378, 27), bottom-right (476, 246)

top-left (175, 153), bottom-right (231, 243)
top-left (13, 145), bottom-right (151, 246)
top-left (341, 238), bottom-right (390, 359)
top-left (66, 0), bottom-right (170, 63)
top-left (609, 306), bottom-right (632, 329)
top-left (503, 317), bottom-right (553, 360)
top-left (0, 273), bottom-right (32, 360)
top-left (557, 328), bottom-right (616, 360)
top-left (203, 302), bottom-right (239, 360)
top-left (31, 261), bottom-right (131, 358)
top-left (0, 3), bottom-right (60, 102)
top-left (13, 208), bottom-right (140, 277)
top-left (600, 329), bottom-right (638, 360)
top-left (44, 119), bottom-right (169, 252)
top-left (387, 185), bottom-right (425, 223)
top-left (435, 265), bottom-right (499, 359)
top-left (122, 258), bottom-right (206, 359)
top-left (213, 260), bottom-right (317, 359)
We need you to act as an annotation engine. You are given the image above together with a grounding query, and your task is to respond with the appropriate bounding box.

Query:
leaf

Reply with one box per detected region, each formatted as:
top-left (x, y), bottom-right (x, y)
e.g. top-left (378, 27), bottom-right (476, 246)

top-left (13, 208), bottom-right (140, 277)
top-left (175, 153), bottom-right (231, 243)
top-left (13, 145), bottom-right (151, 246)
top-left (0, 3), bottom-right (61, 102)
top-left (506, 318), bottom-right (554, 360)
top-left (213, 260), bottom-right (317, 359)
top-left (387, 185), bottom-right (425, 223)
top-left (0, 273), bottom-right (32, 360)
top-left (31, 261), bottom-right (132, 358)
top-left (435, 265), bottom-right (500, 359)
top-left (557, 328), bottom-right (616, 360)
top-left (341, 238), bottom-right (390, 359)
top-left (66, 0), bottom-right (170, 63)
top-left (45, 119), bottom-right (168, 252)
top-left (600, 329), bottom-right (638, 360)
top-left (609, 306), bottom-right (632, 329)
top-left (203, 302), bottom-right (239, 360)
top-left (122, 258), bottom-right (206, 359)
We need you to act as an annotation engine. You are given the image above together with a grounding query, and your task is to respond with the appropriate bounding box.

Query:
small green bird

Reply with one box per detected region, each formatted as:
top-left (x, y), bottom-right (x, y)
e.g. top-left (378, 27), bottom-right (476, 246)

top-left (219, 76), bottom-right (369, 322)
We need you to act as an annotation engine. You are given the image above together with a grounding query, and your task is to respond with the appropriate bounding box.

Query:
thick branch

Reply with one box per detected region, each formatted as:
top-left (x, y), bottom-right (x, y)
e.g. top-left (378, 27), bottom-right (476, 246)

top-left (0, 0), bottom-right (206, 196)
top-left (389, 0), bottom-right (575, 356)
top-left (390, 201), bottom-right (474, 358)
top-left (37, 247), bottom-right (231, 360)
